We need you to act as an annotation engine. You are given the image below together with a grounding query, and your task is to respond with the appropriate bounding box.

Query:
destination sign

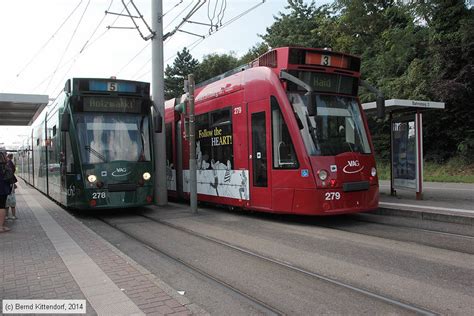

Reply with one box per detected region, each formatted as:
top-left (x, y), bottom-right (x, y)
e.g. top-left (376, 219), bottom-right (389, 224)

top-left (291, 71), bottom-right (358, 95)
top-left (83, 97), bottom-right (142, 113)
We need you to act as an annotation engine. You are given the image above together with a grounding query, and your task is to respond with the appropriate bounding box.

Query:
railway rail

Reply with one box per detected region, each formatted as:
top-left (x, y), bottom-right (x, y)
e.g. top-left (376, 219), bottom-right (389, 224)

top-left (93, 212), bottom-right (438, 315)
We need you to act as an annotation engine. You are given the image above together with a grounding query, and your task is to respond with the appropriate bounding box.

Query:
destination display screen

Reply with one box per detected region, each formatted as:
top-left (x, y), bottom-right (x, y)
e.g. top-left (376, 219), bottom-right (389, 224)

top-left (83, 97), bottom-right (142, 113)
top-left (289, 71), bottom-right (358, 95)
top-left (288, 48), bottom-right (361, 72)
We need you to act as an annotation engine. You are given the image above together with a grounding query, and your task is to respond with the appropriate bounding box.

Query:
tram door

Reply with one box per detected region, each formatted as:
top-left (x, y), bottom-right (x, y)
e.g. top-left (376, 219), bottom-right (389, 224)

top-left (248, 101), bottom-right (272, 210)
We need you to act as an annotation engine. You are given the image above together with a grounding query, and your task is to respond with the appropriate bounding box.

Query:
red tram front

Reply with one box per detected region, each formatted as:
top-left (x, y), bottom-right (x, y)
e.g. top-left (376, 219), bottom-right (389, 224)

top-left (165, 47), bottom-right (378, 215)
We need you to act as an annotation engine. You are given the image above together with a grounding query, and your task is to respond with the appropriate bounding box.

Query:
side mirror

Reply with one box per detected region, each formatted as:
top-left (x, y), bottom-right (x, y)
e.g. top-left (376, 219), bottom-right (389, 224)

top-left (376, 96), bottom-right (385, 119)
top-left (60, 111), bottom-right (70, 132)
top-left (64, 79), bottom-right (71, 93)
top-left (306, 92), bottom-right (317, 116)
top-left (154, 112), bottom-right (163, 133)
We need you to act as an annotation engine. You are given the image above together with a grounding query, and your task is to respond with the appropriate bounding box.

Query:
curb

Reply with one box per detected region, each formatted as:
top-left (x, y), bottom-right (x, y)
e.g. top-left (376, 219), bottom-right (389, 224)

top-left (374, 207), bottom-right (474, 226)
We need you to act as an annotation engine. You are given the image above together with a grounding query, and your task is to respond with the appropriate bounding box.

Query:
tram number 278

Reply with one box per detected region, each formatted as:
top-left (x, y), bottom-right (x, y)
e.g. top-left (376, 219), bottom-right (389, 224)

top-left (325, 192), bottom-right (341, 200)
top-left (92, 192), bottom-right (106, 199)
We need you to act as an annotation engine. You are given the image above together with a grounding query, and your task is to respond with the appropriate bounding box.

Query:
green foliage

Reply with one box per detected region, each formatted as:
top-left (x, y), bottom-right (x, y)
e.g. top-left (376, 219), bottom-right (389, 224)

top-left (376, 158), bottom-right (474, 183)
top-left (258, 0), bottom-right (473, 164)
top-left (239, 43), bottom-right (270, 64)
top-left (164, 0), bottom-right (473, 167)
top-left (457, 131), bottom-right (474, 163)
top-left (196, 52), bottom-right (240, 83)
top-left (164, 48), bottom-right (199, 99)
top-left (260, 0), bottom-right (333, 48)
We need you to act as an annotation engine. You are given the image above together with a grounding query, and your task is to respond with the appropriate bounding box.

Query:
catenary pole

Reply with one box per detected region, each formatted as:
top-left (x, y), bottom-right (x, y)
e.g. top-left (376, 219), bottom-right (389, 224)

top-left (188, 74), bottom-right (197, 213)
top-left (151, 0), bottom-right (167, 205)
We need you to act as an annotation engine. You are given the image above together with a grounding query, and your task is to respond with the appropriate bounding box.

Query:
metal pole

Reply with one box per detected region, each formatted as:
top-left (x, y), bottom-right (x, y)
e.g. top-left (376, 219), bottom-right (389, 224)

top-left (151, 0), bottom-right (167, 205)
top-left (389, 112), bottom-right (396, 196)
top-left (188, 74), bottom-right (197, 213)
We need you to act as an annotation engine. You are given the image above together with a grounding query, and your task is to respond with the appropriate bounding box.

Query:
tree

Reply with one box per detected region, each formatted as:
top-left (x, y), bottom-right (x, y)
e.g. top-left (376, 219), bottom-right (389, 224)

top-left (422, 0), bottom-right (474, 162)
top-left (258, 0), bottom-right (474, 163)
top-left (260, 0), bottom-right (333, 48)
top-left (196, 52), bottom-right (240, 84)
top-left (239, 42), bottom-right (270, 64)
top-left (164, 48), bottom-right (199, 99)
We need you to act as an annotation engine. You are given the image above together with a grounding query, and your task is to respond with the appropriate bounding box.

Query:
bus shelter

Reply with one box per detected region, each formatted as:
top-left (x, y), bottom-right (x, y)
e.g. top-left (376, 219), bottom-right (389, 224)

top-left (0, 93), bottom-right (48, 151)
top-left (0, 93), bottom-right (48, 126)
top-left (362, 99), bottom-right (445, 200)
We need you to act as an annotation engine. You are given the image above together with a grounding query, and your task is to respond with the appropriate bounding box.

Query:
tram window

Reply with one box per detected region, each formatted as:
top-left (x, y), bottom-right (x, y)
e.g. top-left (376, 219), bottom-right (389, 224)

top-left (196, 108), bottom-right (233, 171)
top-left (211, 108), bottom-right (231, 126)
top-left (252, 112), bottom-right (267, 187)
top-left (65, 132), bottom-right (74, 173)
top-left (271, 96), bottom-right (298, 169)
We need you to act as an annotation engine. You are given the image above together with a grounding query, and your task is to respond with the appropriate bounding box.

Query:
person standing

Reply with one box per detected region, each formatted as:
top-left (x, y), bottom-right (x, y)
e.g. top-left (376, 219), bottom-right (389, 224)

top-left (5, 153), bottom-right (17, 220)
top-left (0, 152), bottom-right (12, 233)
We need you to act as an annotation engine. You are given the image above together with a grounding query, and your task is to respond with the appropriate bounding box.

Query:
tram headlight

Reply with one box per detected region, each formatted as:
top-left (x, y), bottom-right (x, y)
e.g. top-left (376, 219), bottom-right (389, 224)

top-left (87, 174), bottom-right (97, 183)
top-left (143, 172), bottom-right (151, 181)
top-left (371, 167), bottom-right (377, 177)
top-left (318, 169), bottom-right (328, 181)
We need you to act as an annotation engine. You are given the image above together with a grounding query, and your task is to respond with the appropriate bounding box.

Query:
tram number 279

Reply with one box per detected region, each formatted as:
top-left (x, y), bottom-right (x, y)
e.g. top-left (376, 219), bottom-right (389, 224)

top-left (92, 192), bottom-right (106, 199)
top-left (325, 192), bottom-right (341, 200)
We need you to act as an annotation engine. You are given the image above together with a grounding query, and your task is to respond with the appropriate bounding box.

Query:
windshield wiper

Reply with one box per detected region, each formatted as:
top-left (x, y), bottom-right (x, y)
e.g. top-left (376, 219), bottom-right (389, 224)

top-left (85, 145), bottom-right (107, 162)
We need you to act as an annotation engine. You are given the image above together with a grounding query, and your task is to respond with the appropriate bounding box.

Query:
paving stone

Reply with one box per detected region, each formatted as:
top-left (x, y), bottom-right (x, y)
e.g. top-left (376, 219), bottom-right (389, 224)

top-left (0, 184), bottom-right (201, 316)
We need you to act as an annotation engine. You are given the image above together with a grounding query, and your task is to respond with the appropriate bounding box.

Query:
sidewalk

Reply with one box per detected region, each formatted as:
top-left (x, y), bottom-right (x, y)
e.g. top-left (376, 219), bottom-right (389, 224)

top-left (1, 182), bottom-right (207, 315)
top-left (373, 180), bottom-right (474, 227)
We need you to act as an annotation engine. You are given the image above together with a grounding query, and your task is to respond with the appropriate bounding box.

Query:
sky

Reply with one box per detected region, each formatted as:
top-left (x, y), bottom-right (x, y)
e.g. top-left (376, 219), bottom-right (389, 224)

top-left (0, 0), bottom-right (330, 149)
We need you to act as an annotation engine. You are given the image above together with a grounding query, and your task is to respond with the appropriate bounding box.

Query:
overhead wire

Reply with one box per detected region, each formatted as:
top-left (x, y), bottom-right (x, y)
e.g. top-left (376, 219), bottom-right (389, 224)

top-left (15, 0), bottom-right (84, 79)
top-left (164, 0), bottom-right (197, 31)
top-left (51, 0), bottom-right (116, 94)
top-left (80, 0), bottom-right (115, 53)
top-left (162, 0), bottom-right (184, 18)
top-left (116, 42), bottom-right (150, 76)
top-left (32, 0), bottom-right (128, 94)
top-left (217, 0), bottom-right (227, 27)
top-left (134, 0), bottom-right (264, 81)
top-left (110, 0), bottom-right (187, 78)
top-left (220, 0), bottom-right (265, 29)
top-left (45, 0), bottom-right (92, 93)
top-left (207, 0), bottom-right (219, 30)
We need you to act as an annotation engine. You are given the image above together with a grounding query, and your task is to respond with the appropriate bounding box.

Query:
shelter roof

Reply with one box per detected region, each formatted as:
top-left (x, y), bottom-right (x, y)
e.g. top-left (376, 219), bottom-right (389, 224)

top-left (362, 99), bottom-right (445, 113)
top-left (0, 93), bottom-right (48, 125)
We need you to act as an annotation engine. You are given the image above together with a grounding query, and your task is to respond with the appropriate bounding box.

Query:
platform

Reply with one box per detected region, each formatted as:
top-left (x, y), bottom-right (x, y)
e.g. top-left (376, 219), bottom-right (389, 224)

top-left (0, 182), bottom-right (207, 315)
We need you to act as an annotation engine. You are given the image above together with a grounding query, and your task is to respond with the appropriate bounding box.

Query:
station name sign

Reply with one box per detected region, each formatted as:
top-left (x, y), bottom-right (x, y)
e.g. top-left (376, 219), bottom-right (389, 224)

top-left (83, 97), bottom-right (142, 113)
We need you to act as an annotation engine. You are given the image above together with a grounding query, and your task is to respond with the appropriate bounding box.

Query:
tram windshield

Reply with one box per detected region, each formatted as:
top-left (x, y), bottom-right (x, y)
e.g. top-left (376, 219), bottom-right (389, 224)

top-left (288, 93), bottom-right (371, 156)
top-left (75, 113), bottom-right (151, 164)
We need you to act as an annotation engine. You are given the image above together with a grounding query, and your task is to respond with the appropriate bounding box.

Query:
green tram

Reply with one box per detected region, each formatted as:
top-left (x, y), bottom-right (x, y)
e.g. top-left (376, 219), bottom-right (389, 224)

top-left (17, 78), bottom-right (156, 209)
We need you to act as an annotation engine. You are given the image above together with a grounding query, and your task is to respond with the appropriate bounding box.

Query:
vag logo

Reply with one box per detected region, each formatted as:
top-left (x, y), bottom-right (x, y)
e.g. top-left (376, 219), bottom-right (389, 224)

top-left (112, 167), bottom-right (131, 177)
top-left (347, 160), bottom-right (360, 167)
top-left (343, 160), bottom-right (364, 174)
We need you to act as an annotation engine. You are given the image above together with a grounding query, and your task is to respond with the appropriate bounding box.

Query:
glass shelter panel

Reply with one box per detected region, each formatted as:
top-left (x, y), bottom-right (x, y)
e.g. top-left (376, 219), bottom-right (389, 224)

top-left (392, 118), bottom-right (417, 189)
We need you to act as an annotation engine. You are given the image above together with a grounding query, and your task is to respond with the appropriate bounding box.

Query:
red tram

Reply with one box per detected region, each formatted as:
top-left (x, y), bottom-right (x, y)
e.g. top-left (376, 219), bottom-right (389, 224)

top-left (164, 47), bottom-right (379, 215)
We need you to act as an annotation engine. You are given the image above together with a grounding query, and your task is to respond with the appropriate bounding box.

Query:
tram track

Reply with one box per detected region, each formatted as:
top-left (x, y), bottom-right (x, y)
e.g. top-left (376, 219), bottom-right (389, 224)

top-left (95, 212), bottom-right (438, 315)
top-left (94, 215), bottom-right (284, 316)
top-left (199, 204), bottom-right (474, 254)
